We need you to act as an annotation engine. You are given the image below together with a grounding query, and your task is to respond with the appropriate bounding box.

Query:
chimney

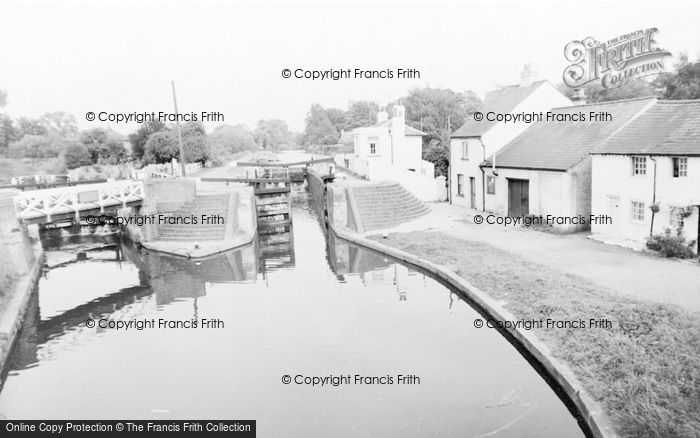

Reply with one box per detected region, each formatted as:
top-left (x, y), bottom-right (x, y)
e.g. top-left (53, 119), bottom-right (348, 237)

top-left (377, 111), bottom-right (389, 123)
top-left (571, 88), bottom-right (587, 104)
top-left (519, 63), bottom-right (537, 88)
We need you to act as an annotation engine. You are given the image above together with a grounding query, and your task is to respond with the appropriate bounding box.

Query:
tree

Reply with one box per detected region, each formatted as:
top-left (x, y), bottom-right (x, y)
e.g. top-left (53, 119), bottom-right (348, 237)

top-left (64, 142), bottom-right (93, 169)
top-left (399, 87), bottom-right (481, 148)
top-left (79, 128), bottom-right (126, 165)
top-left (128, 120), bottom-right (167, 161)
top-left (0, 89), bottom-right (7, 108)
top-left (8, 135), bottom-right (61, 159)
top-left (325, 108), bottom-right (348, 132)
top-left (302, 104), bottom-right (338, 146)
top-left (208, 124), bottom-right (257, 164)
top-left (423, 139), bottom-right (449, 177)
top-left (0, 114), bottom-right (15, 152)
top-left (654, 55), bottom-right (700, 100)
top-left (15, 117), bottom-right (48, 138)
top-left (143, 131), bottom-right (178, 164)
top-left (180, 121), bottom-right (209, 163)
top-left (41, 112), bottom-right (78, 137)
top-left (254, 119), bottom-right (294, 151)
top-left (345, 100), bottom-right (380, 130)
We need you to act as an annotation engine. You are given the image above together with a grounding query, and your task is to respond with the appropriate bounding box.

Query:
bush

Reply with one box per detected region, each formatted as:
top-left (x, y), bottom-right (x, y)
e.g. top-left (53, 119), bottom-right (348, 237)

top-left (646, 229), bottom-right (697, 258)
top-left (64, 143), bottom-right (93, 169)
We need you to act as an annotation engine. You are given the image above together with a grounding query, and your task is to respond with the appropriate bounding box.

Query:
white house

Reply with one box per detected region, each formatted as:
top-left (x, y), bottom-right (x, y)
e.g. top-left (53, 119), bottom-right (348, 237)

top-left (590, 99), bottom-right (700, 252)
top-left (481, 97), bottom-right (657, 232)
top-left (335, 105), bottom-right (447, 202)
top-left (449, 68), bottom-right (572, 209)
top-left (351, 105), bottom-right (429, 175)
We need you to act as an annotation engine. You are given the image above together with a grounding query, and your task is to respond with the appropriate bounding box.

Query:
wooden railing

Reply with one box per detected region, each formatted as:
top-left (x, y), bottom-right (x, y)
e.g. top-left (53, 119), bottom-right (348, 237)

top-left (13, 180), bottom-right (144, 223)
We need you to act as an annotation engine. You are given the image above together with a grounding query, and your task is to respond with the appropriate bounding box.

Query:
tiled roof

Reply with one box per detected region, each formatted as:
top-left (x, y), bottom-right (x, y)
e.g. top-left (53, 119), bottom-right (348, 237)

top-left (370, 119), bottom-right (426, 136)
top-left (451, 80), bottom-right (548, 138)
top-left (592, 100), bottom-right (700, 156)
top-left (484, 97), bottom-right (657, 171)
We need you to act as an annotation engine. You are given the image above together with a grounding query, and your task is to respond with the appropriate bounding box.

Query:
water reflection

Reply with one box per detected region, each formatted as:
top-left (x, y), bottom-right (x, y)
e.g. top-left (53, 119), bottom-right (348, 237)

top-left (0, 195), bottom-right (585, 438)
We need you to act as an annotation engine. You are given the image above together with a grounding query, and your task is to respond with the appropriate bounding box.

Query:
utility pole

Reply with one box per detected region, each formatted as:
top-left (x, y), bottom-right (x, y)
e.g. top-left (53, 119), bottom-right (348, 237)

top-left (171, 80), bottom-right (186, 177)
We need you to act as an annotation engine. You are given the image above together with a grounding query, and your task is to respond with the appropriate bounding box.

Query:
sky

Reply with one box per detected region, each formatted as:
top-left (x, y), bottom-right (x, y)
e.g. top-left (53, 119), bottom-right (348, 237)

top-left (1, 0), bottom-right (699, 135)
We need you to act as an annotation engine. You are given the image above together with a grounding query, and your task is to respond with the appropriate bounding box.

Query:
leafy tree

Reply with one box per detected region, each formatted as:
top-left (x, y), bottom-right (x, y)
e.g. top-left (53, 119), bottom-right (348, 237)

top-left (345, 100), bottom-right (380, 130)
top-left (0, 89), bottom-right (6, 108)
top-left (399, 87), bottom-right (481, 148)
top-left (143, 131), bottom-right (178, 164)
top-left (8, 135), bottom-right (61, 159)
top-left (302, 104), bottom-right (338, 146)
top-left (422, 139), bottom-right (449, 177)
top-left (15, 117), bottom-right (48, 138)
top-left (64, 142), bottom-right (93, 169)
top-left (325, 108), bottom-right (348, 132)
top-left (128, 120), bottom-right (167, 161)
top-left (208, 124), bottom-right (257, 164)
top-left (654, 55), bottom-right (700, 100)
top-left (254, 119), bottom-right (294, 151)
top-left (79, 128), bottom-right (126, 165)
top-left (180, 121), bottom-right (209, 163)
top-left (41, 112), bottom-right (78, 137)
top-left (0, 114), bottom-right (15, 152)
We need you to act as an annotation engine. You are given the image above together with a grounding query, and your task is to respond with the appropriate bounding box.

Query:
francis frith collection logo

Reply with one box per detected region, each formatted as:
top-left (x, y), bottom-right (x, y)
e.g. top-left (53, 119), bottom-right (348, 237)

top-left (563, 28), bottom-right (672, 90)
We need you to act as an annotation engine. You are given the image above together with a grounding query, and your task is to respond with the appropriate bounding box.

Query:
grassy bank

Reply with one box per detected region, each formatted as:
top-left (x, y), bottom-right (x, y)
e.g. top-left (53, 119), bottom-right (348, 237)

top-left (372, 231), bottom-right (700, 438)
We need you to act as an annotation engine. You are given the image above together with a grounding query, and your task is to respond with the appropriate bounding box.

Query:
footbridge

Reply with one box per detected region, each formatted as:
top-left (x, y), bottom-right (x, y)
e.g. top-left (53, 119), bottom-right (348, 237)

top-left (12, 180), bottom-right (144, 225)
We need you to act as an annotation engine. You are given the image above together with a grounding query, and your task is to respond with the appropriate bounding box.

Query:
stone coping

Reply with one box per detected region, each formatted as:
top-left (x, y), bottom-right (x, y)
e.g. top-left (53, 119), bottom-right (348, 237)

top-left (0, 242), bottom-right (44, 376)
top-left (331, 225), bottom-right (619, 438)
top-left (141, 231), bottom-right (255, 259)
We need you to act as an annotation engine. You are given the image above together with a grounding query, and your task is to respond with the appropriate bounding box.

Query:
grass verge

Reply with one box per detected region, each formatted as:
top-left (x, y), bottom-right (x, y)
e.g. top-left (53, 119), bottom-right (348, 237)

top-left (372, 231), bottom-right (700, 438)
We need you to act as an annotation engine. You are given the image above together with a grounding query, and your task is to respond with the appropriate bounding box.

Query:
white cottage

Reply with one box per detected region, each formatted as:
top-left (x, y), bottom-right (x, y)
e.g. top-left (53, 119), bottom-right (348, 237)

top-left (481, 97), bottom-right (657, 232)
top-left (591, 99), bottom-right (700, 252)
top-left (449, 70), bottom-right (572, 209)
top-left (351, 105), bottom-right (428, 175)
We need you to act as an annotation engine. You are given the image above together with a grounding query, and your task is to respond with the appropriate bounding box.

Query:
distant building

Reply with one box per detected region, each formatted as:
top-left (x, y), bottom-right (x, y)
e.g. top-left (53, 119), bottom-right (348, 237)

top-left (450, 67), bottom-right (572, 209)
top-left (336, 105), bottom-right (446, 202)
top-left (481, 97), bottom-right (656, 233)
top-left (590, 99), bottom-right (700, 250)
top-left (352, 105), bottom-right (429, 175)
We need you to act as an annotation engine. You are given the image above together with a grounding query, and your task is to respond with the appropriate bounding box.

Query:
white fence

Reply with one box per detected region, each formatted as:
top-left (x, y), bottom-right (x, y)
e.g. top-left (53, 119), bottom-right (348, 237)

top-left (335, 154), bottom-right (447, 202)
top-left (13, 180), bottom-right (144, 222)
top-left (131, 159), bottom-right (203, 179)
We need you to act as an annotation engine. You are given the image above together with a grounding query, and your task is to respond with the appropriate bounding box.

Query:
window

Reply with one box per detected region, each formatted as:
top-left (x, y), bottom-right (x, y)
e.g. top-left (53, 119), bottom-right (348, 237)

top-left (670, 209), bottom-right (685, 228)
top-left (631, 201), bottom-right (645, 222)
top-left (632, 156), bottom-right (647, 175)
top-left (461, 141), bottom-right (469, 159)
top-left (457, 174), bottom-right (464, 196)
top-left (486, 175), bottom-right (496, 194)
top-left (368, 136), bottom-right (378, 155)
top-left (673, 157), bottom-right (688, 177)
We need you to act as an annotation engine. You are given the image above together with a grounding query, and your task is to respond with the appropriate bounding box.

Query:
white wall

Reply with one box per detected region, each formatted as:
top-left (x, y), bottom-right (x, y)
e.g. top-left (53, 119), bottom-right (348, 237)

top-left (450, 81), bottom-right (573, 210)
top-left (353, 126), bottom-right (422, 173)
top-left (483, 167), bottom-right (589, 232)
top-left (591, 155), bottom-right (700, 244)
top-left (450, 137), bottom-right (484, 208)
top-left (353, 128), bottom-right (392, 168)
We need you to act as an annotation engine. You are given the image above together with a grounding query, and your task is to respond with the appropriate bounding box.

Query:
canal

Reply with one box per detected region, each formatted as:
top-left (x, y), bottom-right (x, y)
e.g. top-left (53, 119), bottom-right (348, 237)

top-left (0, 192), bottom-right (584, 437)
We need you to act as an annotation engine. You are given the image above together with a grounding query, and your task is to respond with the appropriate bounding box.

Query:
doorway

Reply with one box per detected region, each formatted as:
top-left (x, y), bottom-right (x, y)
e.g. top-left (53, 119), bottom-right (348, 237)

top-left (508, 179), bottom-right (529, 217)
top-left (469, 177), bottom-right (476, 209)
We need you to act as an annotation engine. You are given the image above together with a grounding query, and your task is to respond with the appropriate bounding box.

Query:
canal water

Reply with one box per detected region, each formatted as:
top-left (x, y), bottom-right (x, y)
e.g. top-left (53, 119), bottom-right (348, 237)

top-left (0, 193), bottom-right (584, 437)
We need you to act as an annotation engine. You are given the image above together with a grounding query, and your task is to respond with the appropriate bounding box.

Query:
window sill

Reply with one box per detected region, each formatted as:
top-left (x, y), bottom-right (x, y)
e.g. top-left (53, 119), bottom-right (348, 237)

top-left (456, 194), bottom-right (465, 197)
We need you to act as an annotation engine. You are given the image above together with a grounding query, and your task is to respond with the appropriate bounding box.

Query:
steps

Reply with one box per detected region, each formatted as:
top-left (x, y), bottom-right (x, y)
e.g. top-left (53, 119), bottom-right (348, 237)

top-left (350, 182), bottom-right (429, 232)
top-left (155, 194), bottom-right (229, 242)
